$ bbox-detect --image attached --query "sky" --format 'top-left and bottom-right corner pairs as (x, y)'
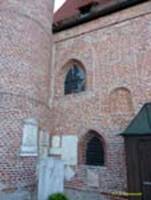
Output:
(54, 0), (66, 12)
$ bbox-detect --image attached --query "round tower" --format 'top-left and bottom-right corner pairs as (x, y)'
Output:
(0, 0), (53, 198)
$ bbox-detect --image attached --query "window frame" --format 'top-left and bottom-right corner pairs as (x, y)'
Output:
(78, 131), (106, 167)
(64, 62), (86, 95)
(86, 135), (105, 166)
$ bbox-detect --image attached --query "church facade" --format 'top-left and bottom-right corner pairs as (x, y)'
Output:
(52, 0), (151, 199)
(0, 0), (151, 200)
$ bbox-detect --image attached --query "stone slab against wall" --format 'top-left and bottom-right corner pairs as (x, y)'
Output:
(38, 158), (64, 200)
(62, 136), (78, 165)
(49, 135), (78, 165)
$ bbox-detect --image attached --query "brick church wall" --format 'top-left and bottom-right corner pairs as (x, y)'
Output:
(0, 1), (151, 199)
(0, 0), (53, 199)
(51, 1), (151, 197)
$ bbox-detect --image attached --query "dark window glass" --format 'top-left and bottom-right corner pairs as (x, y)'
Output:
(79, 2), (98, 15)
(64, 64), (85, 95)
(86, 136), (104, 166)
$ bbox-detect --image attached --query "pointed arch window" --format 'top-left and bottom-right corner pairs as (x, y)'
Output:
(86, 136), (104, 166)
(64, 63), (86, 95)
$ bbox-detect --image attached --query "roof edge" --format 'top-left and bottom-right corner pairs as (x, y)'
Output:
(121, 102), (151, 137)
(53, 0), (147, 33)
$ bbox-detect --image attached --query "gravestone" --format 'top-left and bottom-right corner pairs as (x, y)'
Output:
(38, 158), (64, 200)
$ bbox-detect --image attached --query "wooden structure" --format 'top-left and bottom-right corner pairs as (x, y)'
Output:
(121, 103), (151, 200)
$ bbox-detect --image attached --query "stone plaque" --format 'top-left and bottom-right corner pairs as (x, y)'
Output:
(62, 136), (78, 165)
(51, 136), (61, 148)
(20, 118), (38, 156)
(39, 130), (49, 146)
(39, 130), (49, 158)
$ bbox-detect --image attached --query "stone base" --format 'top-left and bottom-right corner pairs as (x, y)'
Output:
(65, 188), (105, 200)
(0, 190), (36, 200)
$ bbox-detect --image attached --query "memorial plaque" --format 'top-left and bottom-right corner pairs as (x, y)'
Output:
(51, 136), (61, 148)
(20, 118), (38, 155)
(62, 136), (78, 165)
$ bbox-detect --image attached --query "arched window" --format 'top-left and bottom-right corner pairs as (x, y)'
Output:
(86, 135), (104, 166)
(64, 63), (86, 95)
(79, 131), (105, 166)
(86, 136), (104, 166)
